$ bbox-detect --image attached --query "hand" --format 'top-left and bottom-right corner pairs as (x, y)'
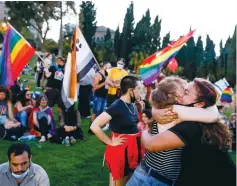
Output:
(138, 101), (145, 110)
(152, 107), (178, 124)
(64, 125), (71, 132)
(12, 119), (18, 123)
(44, 68), (49, 73)
(145, 118), (155, 133)
(28, 105), (33, 109)
(110, 134), (127, 146)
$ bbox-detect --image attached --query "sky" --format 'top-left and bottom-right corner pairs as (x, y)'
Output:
(47, 0), (237, 53)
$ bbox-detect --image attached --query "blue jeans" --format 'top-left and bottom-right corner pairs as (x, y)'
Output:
(93, 96), (106, 116)
(126, 165), (171, 186)
(15, 111), (28, 127)
(0, 116), (7, 125)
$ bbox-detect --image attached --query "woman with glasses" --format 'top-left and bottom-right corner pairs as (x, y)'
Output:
(14, 90), (35, 128)
(28, 95), (56, 142)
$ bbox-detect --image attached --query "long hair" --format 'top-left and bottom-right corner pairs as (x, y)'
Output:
(194, 78), (232, 150)
(149, 76), (187, 108)
(0, 86), (12, 102)
(16, 90), (29, 106)
(35, 95), (48, 108)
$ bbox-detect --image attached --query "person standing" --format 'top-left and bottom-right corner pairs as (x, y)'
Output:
(90, 76), (143, 186)
(91, 62), (111, 122)
(41, 53), (52, 87)
(35, 57), (44, 89)
(107, 58), (128, 107)
(78, 68), (95, 118)
(44, 57), (65, 109)
(0, 143), (50, 186)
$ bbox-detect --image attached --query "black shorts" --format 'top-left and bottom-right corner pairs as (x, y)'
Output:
(45, 88), (63, 108)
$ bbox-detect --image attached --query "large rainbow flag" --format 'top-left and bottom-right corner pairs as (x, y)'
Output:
(140, 30), (195, 86)
(0, 24), (35, 86)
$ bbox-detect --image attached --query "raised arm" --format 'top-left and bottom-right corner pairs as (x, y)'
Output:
(173, 105), (219, 123)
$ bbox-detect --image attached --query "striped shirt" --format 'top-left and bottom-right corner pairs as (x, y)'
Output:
(144, 123), (183, 181)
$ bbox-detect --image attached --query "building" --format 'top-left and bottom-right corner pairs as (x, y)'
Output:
(93, 26), (115, 43)
(0, 2), (8, 21)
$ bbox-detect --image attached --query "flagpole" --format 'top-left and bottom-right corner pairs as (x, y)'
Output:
(78, 27), (101, 69)
(7, 22), (47, 67)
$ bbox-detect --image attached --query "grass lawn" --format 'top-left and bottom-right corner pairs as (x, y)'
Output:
(0, 56), (235, 185)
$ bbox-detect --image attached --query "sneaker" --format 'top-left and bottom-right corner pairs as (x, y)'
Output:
(70, 136), (76, 145)
(102, 124), (110, 131)
(47, 133), (52, 139)
(64, 137), (70, 146)
(39, 136), (46, 143)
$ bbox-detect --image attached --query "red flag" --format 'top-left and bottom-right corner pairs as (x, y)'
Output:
(167, 58), (178, 73)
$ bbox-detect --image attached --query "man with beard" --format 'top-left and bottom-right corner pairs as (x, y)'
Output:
(0, 143), (49, 186)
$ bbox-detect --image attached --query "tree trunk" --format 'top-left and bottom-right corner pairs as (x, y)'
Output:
(58, 1), (63, 57)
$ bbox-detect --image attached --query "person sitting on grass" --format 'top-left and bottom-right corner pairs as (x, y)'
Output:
(0, 86), (24, 136)
(14, 90), (35, 128)
(28, 95), (56, 142)
(0, 143), (49, 186)
(49, 104), (86, 146)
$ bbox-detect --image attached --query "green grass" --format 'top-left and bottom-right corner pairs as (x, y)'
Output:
(0, 119), (110, 186)
(0, 56), (110, 186)
(0, 56), (235, 185)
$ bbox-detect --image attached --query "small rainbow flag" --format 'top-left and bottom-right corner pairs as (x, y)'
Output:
(0, 24), (35, 86)
(220, 87), (232, 104)
(140, 30), (195, 86)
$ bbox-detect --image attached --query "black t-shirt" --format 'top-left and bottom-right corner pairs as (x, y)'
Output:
(169, 122), (236, 186)
(46, 65), (64, 90)
(105, 99), (139, 134)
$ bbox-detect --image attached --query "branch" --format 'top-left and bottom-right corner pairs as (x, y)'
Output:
(28, 22), (42, 35)
(43, 21), (50, 40)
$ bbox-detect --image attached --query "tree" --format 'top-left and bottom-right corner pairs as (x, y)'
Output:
(150, 15), (162, 53)
(161, 32), (170, 49)
(204, 35), (216, 79)
(79, 1), (97, 49)
(185, 35), (196, 79)
(120, 2), (134, 64)
(195, 36), (205, 77)
(129, 51), (148, 73)
(226, 26), (236, 86)
(57, 1), (76, 56)
(104, 28), (111, 42)
(5, 1), (60, 50)
(223, 37), (232, 77)
(45, 39), (58, 55)
(132, 9), (152, 54)
(114, 26), (120, 59)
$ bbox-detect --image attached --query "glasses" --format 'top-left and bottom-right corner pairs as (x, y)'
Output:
(26, 94), (31, 96)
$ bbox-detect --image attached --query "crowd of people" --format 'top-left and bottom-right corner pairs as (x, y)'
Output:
(0, 52), (236, 186)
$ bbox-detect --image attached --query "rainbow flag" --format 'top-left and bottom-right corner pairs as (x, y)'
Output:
(0, 24), (35, 86)
(220, 87), (232, 104)
(140, 30), (195, 86)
